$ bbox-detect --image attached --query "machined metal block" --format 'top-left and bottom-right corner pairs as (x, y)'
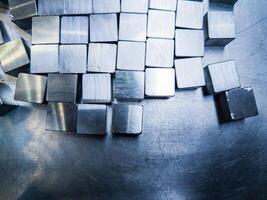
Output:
(114, 71), (145, 100)
(0, 39), (29, 74)
(145, 68), (175, 97)
(46, 74), (78, 102)
(117, 41), (146, 71)
(149, 0), (177, 11)
(204, 60), (240, 94)
(176, 0), (204, 30)
(175, 58), (205, 89)
(64, 0), (93, 14)
(216, 87), (258, 122)
(38, 0), (64, 16)
(88, 43), (117, 73)
(9, 0), (37, 20)
(82, 73), (111, 103)
(46, 102), (77, 132)
(93, 0), (120, 13)
(14, 73), (47, 104)
(77, 104), (107, 134)
(59, 45), (87, 73)
(90, 14), (118, 42)
(175, 29), (204, 57)
(61, 16), (89, 44)
(121, 0), (149, 13)
(119, 13), (147, 42)
(31, 45), (59, 73)
(32, 16), (60, 44)
(0, 82), (18, 116)
(210, 0), (238, 5)
(112, 104), (143, 135)
(146, 38), (174, 68)
(147, 10), (175, 39)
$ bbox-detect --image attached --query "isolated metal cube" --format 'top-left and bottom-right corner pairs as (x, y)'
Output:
(14, 73), (47, 104)
(64, 0), (93, 14)
(121, 0), (149, 13)
(9, 0), (37, 20)
(146, 38), (174, 68)
(149, 0), (177, 11)
(0, 83), (18, 116)
(93, 0), (120, 13)
(38, 0), (64, 15)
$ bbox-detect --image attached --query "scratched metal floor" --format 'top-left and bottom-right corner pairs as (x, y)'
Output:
(1, 0), (267, 199)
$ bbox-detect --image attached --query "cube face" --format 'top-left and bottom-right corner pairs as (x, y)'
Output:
(149, 0), (177, 11)
(64, 0), (93, 14)
(88, 43), (117, 73)
(175, 29), (204, 57)
(31, 45), (59, 73)
(119, 13), (147, 42)
(46, 103), (77, 132)
(38, 0), (64, 16)
(112, 104), (143, 134)
(176, 0), (204, 30)
(147, 10), (175, 39)
(93, 0), (120, 13)
(77, 104), (107, 134)
(59, 45), (87, 73)
(114, 71), (145, 100)
(61, 16), (89, 44)
(146, 38), (174, 68)
(14, 73), (47, 104)
(145, 68), (175, 97)
(82, 74), (111, 103)
(90, 14), (118, 42)
(175, 58), (205, 89)
(9, 0), (37, 20)
(46, 74), (78, 102)
(117, 41), (146, 71)
(121, 0), (149, 13)
(32, 16), (60, 44)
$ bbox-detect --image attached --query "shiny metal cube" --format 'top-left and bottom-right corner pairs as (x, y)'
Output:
(0, 83), (18, 116)
(149, 0), (177, 11)
(38, 0), (64, 15)
(121, 0), (149, 13)
(93, 0), (120, 13)
(9, 0), (37, 20)
(64, 0), (93, 14)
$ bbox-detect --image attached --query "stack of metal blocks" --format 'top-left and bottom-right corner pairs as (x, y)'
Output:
(0, 0), (259, 135)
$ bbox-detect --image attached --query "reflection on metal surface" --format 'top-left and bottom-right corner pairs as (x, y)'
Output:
(46, 102), (77, 132)
(9, 0), (37, 20)
(93, 0), (120, 13)
(149, 0), (177, 11)
(0, 82), (18, 115)
(121, 0), (149, 13)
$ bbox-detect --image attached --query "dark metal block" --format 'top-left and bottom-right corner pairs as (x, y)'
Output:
(9, 0), (37, 20)
(0, 82), (18, 116)
(210, 0), (238, 5)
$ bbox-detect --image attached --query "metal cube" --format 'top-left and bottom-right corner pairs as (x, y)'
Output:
(117, 41), (146, 71)
(119, 13), (147, 42)
(59, 45), (87, 73)
(61, 16), (89, 44)
(77, 104), (107, 134)
(93, 0), (120, 13)
(175, 58), (205, 89)
(38, 0), (64, 16)
(82, 73), (111, 103)
(147, 10), (175, 39)
(90, 14), (118, 42)
(32, 16), (60, 44)
(46, 74), (78, 102)
(9, 0), (37, 20)
(149, 0), (177, 11)
(176, 0), (204, 30)
(146, 38), (174, 68)
(0, 83), (18, 116)
(14, 73), (47, 104)
(31, 45), (59, 73)
(88, 43), (117, 73)
(64, 0), (93, 14)
(46, 103), (77, 132)
(175, 29), (204, 57)
(112, 104), (143, 135)
(121, 0), (149, 13)
(204, 60), (240, 94)
(145, 68), (175, 97)
(114, 71), (145, 100)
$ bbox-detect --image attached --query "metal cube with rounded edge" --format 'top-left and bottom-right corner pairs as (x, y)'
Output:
(121, 0), (149, 13)
(149, 0), (177, 11)
(93, 0), (120, 13)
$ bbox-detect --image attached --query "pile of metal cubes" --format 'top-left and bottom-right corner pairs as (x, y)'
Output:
(0, 0), (258, 135)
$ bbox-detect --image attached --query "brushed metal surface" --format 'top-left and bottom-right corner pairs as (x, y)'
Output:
(146, 38), (174, 68)
(59, 45), (87, 74)
(30, 45), (59, 74)
(0, 39), (29, 73)
(121, 0), (149, 13)
(175, 57), (205, 89)
(82, 73), (111, 103)
(9, 0), (37, 20)
(149, 0), (177, 11)
(112, 104), (143, 134)
(114, 71), (145, 100)
(176, 0), (204, 30)
(38, 0), (64, 16)
(88, 43), (117, 73)
(64, 0), (93, 14)
(175, 29), (204, 57)
(145, 68), (175, 97)
(119, 13), (147, 42)
(46, 74), (78, 103)
(92, 0), (120, 13)
(117, 41), (146, 71)
(61, 16), (89, 44)
(14, 73), (47, 104)
(0, 82), (18, 115)
(32, 16), (60, 44)
(90, 14), (118, 42)
(77, 104), (107, 134)
(46, 102), (77, 132)
(147, 10), (175, 39)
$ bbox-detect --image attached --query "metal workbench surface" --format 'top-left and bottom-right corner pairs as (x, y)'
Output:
(1, 0), (267, 199)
